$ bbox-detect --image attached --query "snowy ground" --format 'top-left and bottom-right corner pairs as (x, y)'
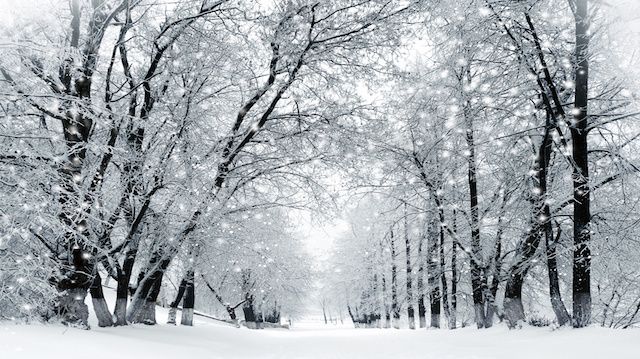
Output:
(2, 319), (640, 358)
(1, 289), (639, 359)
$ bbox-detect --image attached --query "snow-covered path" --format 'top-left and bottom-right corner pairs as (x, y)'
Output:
(1, 320), (639, 359)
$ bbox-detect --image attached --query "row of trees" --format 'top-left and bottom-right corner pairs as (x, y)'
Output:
(2, 0), (639, 332)
(0, 0), (422, 328)
(323, 0), (640, 330)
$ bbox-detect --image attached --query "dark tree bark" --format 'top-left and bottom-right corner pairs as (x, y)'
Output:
(503, 188), (543, 326)
(380, 256), (391, 328)
(127, 252), (172, 324)
(463, 108), (486, 328)
(571, 0), (592, 328)
(167, 278), (188, 325)
(201, 273), (245, 323)
(450, 209), (458, 329)
(264, 303), (281, 324)
(322, 299), (328, 324)
(483, 194), (508, 327)
(141, 272), (163, 325)
(546, 223), (571, 326)
(180, 270), (195, 326)
(57, 247), (94, 329)
(114, 245), (138, 326)
(427, 219), (441, 328)
(347, 305), (356, 327)
(89, 272), (113, 327)
(403, 205), (415, 329)
(390, 228), (400, 329)
(486, 204), (505, 326)
(371, 272), (381, 328)
(438, 212), (450, 327)
(48, 0), (116, 328)
(503, 107), (555, 328)
(412, 152), (452, 328)
(243, 296), (257, 328)
(241, 269), (258, 329)
(417, 233), (427, 328)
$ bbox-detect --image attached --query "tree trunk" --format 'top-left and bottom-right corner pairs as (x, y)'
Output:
(503, 224), (541, 328)
(56, 174), (93, 329)
(58, 287), (90, 329)
(243, 297), (257, 328)
(571, 0), (591, 328)
(347, 305), (356, 327)
(404, 206), (415, 329)
(241, 269), (258, 329)
(114, 246), (139, 326)
(57, 247), (93, 329)
(503, 271), (526, 328)
(450, 209), (458, 329)
(167, 278), (188, 324)
(464, 112), (486, 329)
(89, 273), (113, 327)
(546, 223), (571, 326)
(503, 108), (557, 328)
(322, 301), (328, 324)
(227, 305), (238, 321)
(483, 196), (508, 328)
(127, 254), (171, 324)
(486, 212), (504, 326)
(431, 194), (449, 328)
(180, 270), (195, 326)
(427, 219), (441, 328)
(372, 272), (381, 328)
(54, 33), (95, 330)
(438, 215), (451, 327)
(381, 266), (391, 328)
(390, 228), (400, 329)
(139, 273), (163, 325)
(417, 233), (427, 328)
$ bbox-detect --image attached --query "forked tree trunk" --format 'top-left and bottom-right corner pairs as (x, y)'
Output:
(485, 209), (504, 326)
(50, 0), (114, 329)
(167, 278), (188, 325)
(140, 274), (163, 325)
(463, 104), (486, 328)
(546, 223), (571, 326)
(503, 230), (537, 328)
(503, 109), (555, 328)
(114, 245), (139, 326)
(127, 254), (171, 324)
(89, 273), (113, 327)
(483, 196), (508, 328)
